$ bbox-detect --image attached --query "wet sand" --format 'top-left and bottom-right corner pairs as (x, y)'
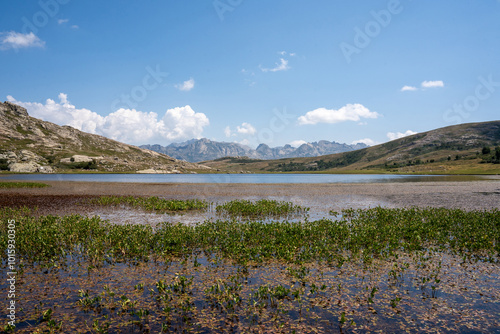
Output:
(1, 179), (499, 218)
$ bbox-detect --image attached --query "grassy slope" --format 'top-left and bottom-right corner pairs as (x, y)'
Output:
(202, 121), (500, 174)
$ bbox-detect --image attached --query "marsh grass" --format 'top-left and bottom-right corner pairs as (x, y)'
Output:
(89, 195), (207, 213)
(0, 181), (49, 189)
(215, 199), (309, 219)
(1, 206), (499, 333)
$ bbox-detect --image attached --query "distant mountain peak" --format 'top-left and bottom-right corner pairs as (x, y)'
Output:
(141, 139), (367, 162)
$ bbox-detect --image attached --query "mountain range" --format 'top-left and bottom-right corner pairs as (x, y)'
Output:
(141, 139), (367, 162)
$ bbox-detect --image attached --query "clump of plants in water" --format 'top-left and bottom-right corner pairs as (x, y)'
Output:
(89, 195), (207, 213)
(0, 181), (49, 188)
(215, 199), (309, 218)
(1, 205), (499, 333)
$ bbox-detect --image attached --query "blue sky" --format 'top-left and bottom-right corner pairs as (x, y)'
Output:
(1, 1), (500, 148)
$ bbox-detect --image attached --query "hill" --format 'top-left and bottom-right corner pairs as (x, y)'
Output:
(0, 101), (211, 173)
(141, 138), (366, 162)
(202, 121), (500, 174)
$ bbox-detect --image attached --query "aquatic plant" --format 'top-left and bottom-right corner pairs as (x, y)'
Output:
(215, 199), (309, 218)
(89, 195), (207, 213)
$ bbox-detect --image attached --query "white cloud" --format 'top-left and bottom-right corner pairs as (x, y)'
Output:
(401, 85), (417, 92)
(7, 94), (209, 144)
(238, 139), (251, 146)
(0, 31), (45, 50)
(298, 104), (380, 125)
(421, 80), (444, 88)
(352, 138), (376, 146)
(161, 106), (209, 140)
(236, 122), (256, 135)
(289, 140), (307, 148)
(58, 19), (69, 24)
(175, 78), (195, 91)
(278, 51), (296, 57)
(224, 126), (232, 138)
(71, 25), (79, 29)
(260, 58), (290, 72)
(387, 130), (417, 141)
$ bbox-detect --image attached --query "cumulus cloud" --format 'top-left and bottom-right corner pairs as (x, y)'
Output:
(236, 122), (256, 135)
(387, 130), (417, 141)
(58, 19), (69, 24)
(162, 106), (209, 140)
(421, 80), (444, 88)
(260, 58), (290, 72)
(175, 78), (195, 91)
(352, 138), (376, 146)
(401, 85), (417, 92)
(298, 104), (380, 125)
(7, 94), (209, 144)
(0, 31), (45, 50)
(289, 140), (307, 148)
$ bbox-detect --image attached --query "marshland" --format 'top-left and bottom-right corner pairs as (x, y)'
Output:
(1, 180), (499, 333)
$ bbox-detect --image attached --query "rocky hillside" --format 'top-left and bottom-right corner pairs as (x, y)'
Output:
(0, 101), (211, 173)
(141, 138), (367, 162)
(203, 120), (500, 174)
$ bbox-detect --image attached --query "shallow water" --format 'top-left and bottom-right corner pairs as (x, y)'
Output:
(88, 194), (393, 226)
(5, 251), (499, 333)
(2, 173), (491, 184)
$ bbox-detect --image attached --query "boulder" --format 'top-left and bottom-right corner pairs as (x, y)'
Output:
(9, 162), (40, 173)
(37, 166), (54, 173)
(60, 155), (94, 163)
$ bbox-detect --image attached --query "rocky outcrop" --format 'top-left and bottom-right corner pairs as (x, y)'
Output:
(0, 101), (29, 117)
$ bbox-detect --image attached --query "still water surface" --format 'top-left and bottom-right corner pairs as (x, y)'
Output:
(2, 173), (487, 183)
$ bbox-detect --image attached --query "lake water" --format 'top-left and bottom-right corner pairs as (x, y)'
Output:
(2, 173), (488, 184)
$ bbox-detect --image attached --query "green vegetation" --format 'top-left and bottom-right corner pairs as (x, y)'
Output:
(1, 205), (499, 333)
(480, 146), (500, 164)
(2, 205), (498, 269)
(90, 195), (207, 213)
(0, 181), (49, 188)
(215, 199), (309, 218)
(0, 158), (9, 171)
